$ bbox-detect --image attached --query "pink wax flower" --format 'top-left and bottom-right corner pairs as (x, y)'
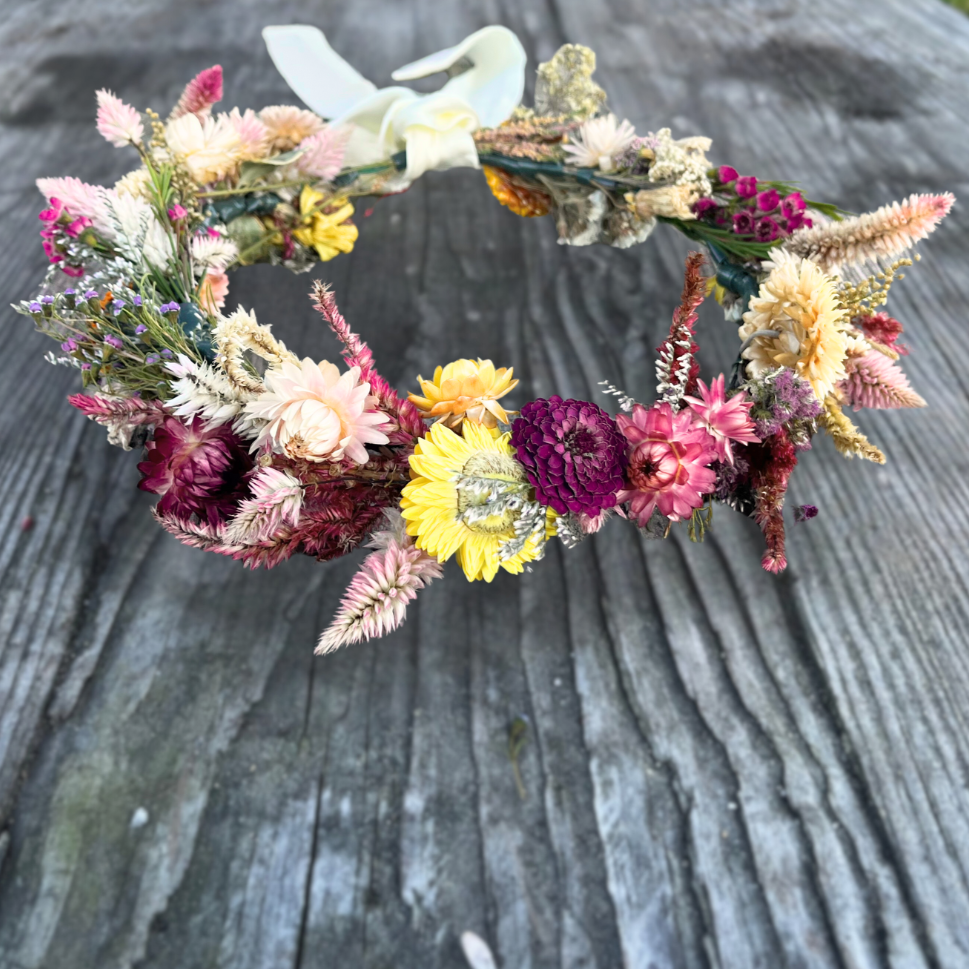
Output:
(717, 165), (738, 183)
(168, 204), (188, 222)
(681, 374), (761, 465)
(756, 188), (780, 212)
(616, 402), (717, 523)
(39, 198), (64, 223)
(95, 89), (144, 147)
(61, 264), (85, 278)
(780, 192), (806, 218)
(735, 176), (758, 199)
(65, 216), (93, 237)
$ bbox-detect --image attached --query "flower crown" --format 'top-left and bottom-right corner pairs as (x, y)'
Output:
(15, 25), (955, 652)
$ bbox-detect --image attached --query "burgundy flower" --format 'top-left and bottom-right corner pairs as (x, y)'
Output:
(733, 210), (756, 235)
(693, 197), (718, 218)
(511, 396), (627, 516)
(138, 416), (252, 525)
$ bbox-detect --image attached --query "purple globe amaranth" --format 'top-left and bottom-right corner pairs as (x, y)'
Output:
(511, 396), (627, 516)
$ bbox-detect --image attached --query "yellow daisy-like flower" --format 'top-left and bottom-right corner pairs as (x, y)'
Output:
(738, 249), (849, 400)
(292, 185), (359, 262)
(409, 358), (519, 430)
(400, 421), (546, 582)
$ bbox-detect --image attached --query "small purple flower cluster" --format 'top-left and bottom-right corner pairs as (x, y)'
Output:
(748, 369), (821, 447)
(693, 166), (813, 243)
(160, 301), (181, 315)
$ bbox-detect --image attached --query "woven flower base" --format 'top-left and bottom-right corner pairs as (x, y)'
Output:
(15, 25), (954, 651)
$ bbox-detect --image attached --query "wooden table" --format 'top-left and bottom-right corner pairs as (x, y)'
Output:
(1, 1), (968, 966)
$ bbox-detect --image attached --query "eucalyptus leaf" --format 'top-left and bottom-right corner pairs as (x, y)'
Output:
(236, 148), (306, 189)
(225, 215), (273, 264)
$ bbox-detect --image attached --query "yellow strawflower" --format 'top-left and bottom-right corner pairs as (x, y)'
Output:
(409, 358), (518, 429)
(292, 186), (358, 261)
(400, 421), (547, 582)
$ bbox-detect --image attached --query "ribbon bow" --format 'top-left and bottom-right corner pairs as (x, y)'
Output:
(263, 25), (527, 183)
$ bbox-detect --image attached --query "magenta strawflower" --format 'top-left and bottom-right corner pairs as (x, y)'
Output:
(755, 216), (781, 242)
(682, 374), (761, 464)
(511, 396), (627, 515)
(616, 402), (717, 523)
(137, 416), (252, 524)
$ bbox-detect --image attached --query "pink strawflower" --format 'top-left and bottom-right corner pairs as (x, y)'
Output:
(224, 467), (304, 545)
(226, 107), (269, 159)
(198, 270), (229, 313)
(96, 89), (144, 147)
(316, 511), (443, 653)
(297, 126), (351, 181)
(838, 351), (926, 411)
(137, 415), (252, 524)
(171, 65), (223, 120)
(616, 402), (717, 523)
(245, 358), (392, 465)
(682, 374), (761, 465)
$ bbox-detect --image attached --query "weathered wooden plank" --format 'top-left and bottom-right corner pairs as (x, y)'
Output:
(1, 0), (969, 967)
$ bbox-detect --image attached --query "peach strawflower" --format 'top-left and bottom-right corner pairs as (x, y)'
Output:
(739, 250), (849, 400)
(245, 358), (392, 465)
(199, 271), (229, 313)
(258, 105), (323, 152)
(409, 359), (519, 429)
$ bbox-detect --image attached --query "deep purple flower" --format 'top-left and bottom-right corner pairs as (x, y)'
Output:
(755, 189), (780, 212)
(755, 217), (781, 242)
(693, 197), (718, 217)
(104, 334), (124, 349)
(138, 416), (252, 525)
(735, 176), (758, 198)
(511, 396), (627, 516)
(718, 165), (739, 183)
(794, 504), (818, 523)
(733, 210), (756, 235)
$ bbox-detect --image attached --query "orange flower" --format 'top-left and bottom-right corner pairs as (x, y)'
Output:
(483, 166), (551, 218)
(409, 358), (519, 429)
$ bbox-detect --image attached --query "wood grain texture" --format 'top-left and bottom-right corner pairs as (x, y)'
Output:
(1, 0), (968, 966)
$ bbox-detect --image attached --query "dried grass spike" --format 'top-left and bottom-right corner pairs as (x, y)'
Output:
(820, 395), (886, 463)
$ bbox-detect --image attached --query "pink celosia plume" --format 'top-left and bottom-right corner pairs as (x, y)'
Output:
(171, 65), (223, 120)
(224, 467), (304, 545)
(682, 374), (760, 464)
(96, 89), (144, 147)
(838, 351), (926, 411)
(750, 428), (798, 574)
(37, 177), (114, 235)
(297, 126), (351, 181)
(855, 311), (908, 355)
(317, 511), (443, 653)
(656, 251), (705, 405)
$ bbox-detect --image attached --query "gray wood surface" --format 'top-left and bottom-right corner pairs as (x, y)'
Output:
(1, 0), (968, 966)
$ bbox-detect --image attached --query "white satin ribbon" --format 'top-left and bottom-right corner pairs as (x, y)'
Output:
(262, 24), (526, 183)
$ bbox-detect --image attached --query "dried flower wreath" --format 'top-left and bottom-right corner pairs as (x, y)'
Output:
(14, 26), (954, 651)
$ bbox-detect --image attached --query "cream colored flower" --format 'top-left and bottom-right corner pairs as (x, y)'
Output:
(739, 250), (849, 400)
(245, 358), (391, 464)
(114, 168), (152, 200)
(258, 105), (323, 152)
(563, 113), (636, 172)
(165, 113), (242, 184)
(627, 183), (699, 221)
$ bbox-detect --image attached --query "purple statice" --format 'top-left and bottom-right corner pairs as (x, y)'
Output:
(746, 368), (822, 449)
(104, 334), (124, 349)
(112, 299), (126, 315)
(28, 301), (42, 316)
(160, 348), (173, 358)
(61, 338), (78, 352)
(794, 504), (818, 523)
(145, 353), (161, 365)
(41, 295), (54, 305)
(713, 453), (750, 504)
(511, 396), (627, 516)
(135, 324), (148, 335)
(133, 295), (143, 307)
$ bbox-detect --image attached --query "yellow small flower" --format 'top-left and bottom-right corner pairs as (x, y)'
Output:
(409, 358), (519, 429)
(400, 421), (547, 582)
(292, 185), (358, 262)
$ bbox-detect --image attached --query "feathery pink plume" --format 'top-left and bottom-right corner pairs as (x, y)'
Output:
(855, 311), (908, 355)
(170, 65), (223, 120)
(656, 251), (705, 405)
(95, 89), (144, 147)
(751, 428), (798, 574)
(317, 511), (442, 653)
(153, 508), (244, 555)
(224, 467), (304, 545)
(310, 281), (425, 443)
(838, 351), (926, 411)
(298, 126), (351, 181)
(785, 192), (955, 273)
(69, 393), (169, 426)
(37, 177), (114, 235)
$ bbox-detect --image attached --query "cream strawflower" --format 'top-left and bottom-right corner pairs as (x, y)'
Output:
(245, 358), (392, 464)
(563, 113), (636, 172)
(165, 113), (242, 184)
(739, 250), (849, 400)
(259, 105), (323, 152)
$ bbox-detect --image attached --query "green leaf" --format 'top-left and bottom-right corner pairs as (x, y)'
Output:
(236, 148), (306, 189)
